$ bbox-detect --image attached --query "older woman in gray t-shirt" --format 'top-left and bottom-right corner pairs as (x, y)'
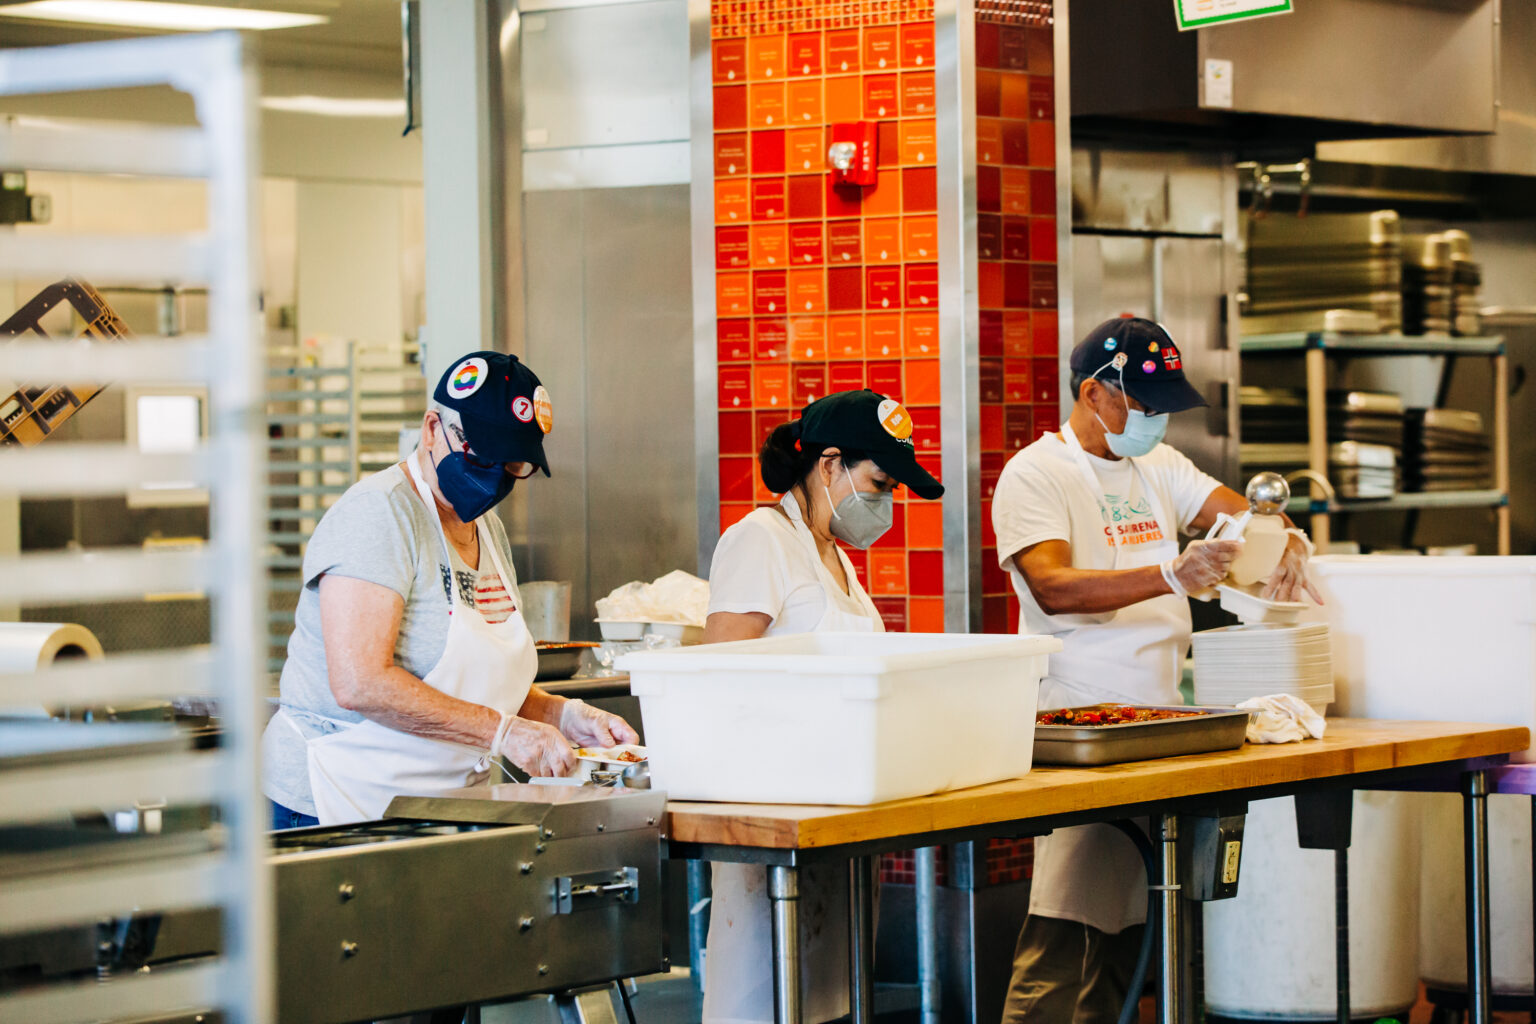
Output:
(261, 351), (635, 827)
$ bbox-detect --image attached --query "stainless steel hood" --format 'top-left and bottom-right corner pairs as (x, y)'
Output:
(1069, 0), (1499, 146)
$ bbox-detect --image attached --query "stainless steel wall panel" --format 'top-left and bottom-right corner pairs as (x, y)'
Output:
(1071, 148), (1226, 237)
(687, 0), (718, 576)
(520, 1), (689, 152)
(524, 142), (690, 191)
(1158, 236), (1236, 486)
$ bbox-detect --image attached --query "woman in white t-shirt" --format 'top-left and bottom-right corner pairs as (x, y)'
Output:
(700, 389), (944, 1024)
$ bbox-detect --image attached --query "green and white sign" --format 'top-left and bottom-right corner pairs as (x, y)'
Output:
(1175, 0), (1293, 31)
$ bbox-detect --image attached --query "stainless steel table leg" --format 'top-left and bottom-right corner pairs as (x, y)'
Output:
(1334, 847), (1350, 1024)
(687, 859), (710, 991)
(1464, 769), (1493, 1024)
(849, 855), (875, 1024)
(769, 864), (803, 1024)
(914, 846), (940, 1024)
(1156, 813), (1182, 1024)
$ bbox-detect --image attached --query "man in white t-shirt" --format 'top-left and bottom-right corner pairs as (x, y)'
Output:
(993, 317), (1319, 1023)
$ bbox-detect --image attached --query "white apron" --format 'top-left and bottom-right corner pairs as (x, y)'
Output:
(282, 454), (538, 826)
(1028, 422), (1189, 934)
(703, 494), (882, 1024)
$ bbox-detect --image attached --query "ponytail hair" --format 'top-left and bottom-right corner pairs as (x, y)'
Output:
(758, 419), (869, 495)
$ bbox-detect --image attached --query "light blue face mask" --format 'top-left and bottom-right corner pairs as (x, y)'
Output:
(1089, 355), (1169, 458)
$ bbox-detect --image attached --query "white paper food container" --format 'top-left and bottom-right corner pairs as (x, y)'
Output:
(617, 631), (1060, 805)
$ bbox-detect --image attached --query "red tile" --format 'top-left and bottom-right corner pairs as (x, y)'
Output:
(866, 266), (902, 310)
(980, 403), (1004, 450)
(721, 456), (755, 501)
(827, 220), (862, 264)
(792, 363), (828, 406)
(753, 364), (791, 409)
(909, 596), (944, 632)
(721, 503), (753, 533)
(1002, 217), (1030, 261)
(998, 71), (1031, 120)
(786, 128), (824, 174)
(980, 310), (1004, 356)
(978, 261), (1004, 309)
(1032, 406), (1057, 440)
(911, 405), (942, 452)
(977, 166), (1001, 213)
(1003, 311), (1032, 356)
(1000, 167), (1030, 215)
(719, 365), (751, 409)
(1028, 121), (1055, 168)
(1004, 263), (1032, 309)
(713, 39), (746, 83)
(827, 265), (864, 311)
(869, 549), (907, 594)
(1033, 357), (1060, 403)
(865, 314), (902, 358)
(899, 120), (936, 166)
(865, 218), (902, 263)
(901, 167), (936, 213)
(786, 79), (822, 126)
(825, 29), (861, 73)
(868, 358), (902, 397)
(904, 263), (938, 309)
(907, 358), (940, 405)
(750, 178), (786, 220)
(714, 85), (748, 130)
(828, 315), (863, 358)
(863, 74), (899, 119)
(976, 69), (1001, 118)
(1005, 405), (1034, 451)
(789, 316), (826, 359)
(789, 222), (824, 265)
(980, 358), (1004, 403)
(753, 317), (788, 361)
(751, 130), (786, 175)
(907, 500), (943, 548)
(900, 23), (935, 69)
(752, 269), (787, 315)
(1003, 357), (1030, 402)
(788, 268), (825, 313)
(999, 26), (1028, 71)
(905, 313), (939, 357)
(829, 359), (865, 392)
(978, 214), (1002, 260)
(1029, 76), (1055, 121)
(825, 75), (863, 122)
(1031, 217), (1057, 262)
(982, 595), (1009, 635)
(718, 318), (752, 362)
(864, 26), (899, 70)
(900, 72), (935, 116)
(977, 118), (1003, 165)
(787, 174), (823, 220)
(719, 410), (754, 453)
(864, 169), (903, 217)
(717, 272), (751, 317)
(1027, 27), (1053, 74)
(909, 550), (944, 596)
(749, 83), (786, 128)
(903, 216), (937, 261)
(874, 597), (908, 632)
(1034, 309), (1059, 354)
(748, 34), (787, 81)
(1030, 264), (1058, 310)
(750, 224), (788, 267)
(716, 179), (750, 224)
(789, 32), (822, 76)
(1001, 121), (1030, 167)
(982, 556), (1007, 594)
(755, 409), (792, 447)
(1030, 169), (1056, 215)
(975, 21), (1000, 70)
(716, 226), (750, 269)
(715, 133), (749, 177)
(826, 177), (864, 218)
(877, 120), (900, 168)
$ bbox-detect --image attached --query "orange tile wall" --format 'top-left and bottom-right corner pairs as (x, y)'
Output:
(712, 0), (943, 634)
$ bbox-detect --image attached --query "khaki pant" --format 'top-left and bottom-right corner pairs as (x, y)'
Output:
(1000, 913), (1145, 1024)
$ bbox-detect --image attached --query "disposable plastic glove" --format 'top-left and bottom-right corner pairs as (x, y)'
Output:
(1167, 538), (1244, 595)
(1260, 530), (1323, 604)
(559, 698), (640, 749)
(495, 715), (577, 778)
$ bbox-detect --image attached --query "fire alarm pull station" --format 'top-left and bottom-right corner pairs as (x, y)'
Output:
(827, 122), (878, 187)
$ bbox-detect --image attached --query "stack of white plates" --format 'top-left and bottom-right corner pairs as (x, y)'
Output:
(1192, 622), (1334, 712)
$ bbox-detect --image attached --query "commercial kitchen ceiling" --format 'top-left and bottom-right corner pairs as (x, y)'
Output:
(0, 0), (402, 74)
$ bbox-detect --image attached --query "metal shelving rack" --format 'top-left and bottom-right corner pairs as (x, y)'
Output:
(1241, 331), (1511, 554)
(0, 32), (270, 1024)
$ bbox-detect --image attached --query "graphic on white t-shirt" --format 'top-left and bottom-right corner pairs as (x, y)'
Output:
(1100, 491), (1164, 548)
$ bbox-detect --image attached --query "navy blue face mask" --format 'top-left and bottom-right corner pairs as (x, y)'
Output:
(432, 420), (514, 521)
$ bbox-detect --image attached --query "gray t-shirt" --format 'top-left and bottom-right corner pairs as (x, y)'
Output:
(260, 462), (521, 816)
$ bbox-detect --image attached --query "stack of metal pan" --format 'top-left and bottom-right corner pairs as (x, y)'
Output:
(1240, 389), (1402, 498)
(1240, 210), (1403, 335)
(1403, 408), (1492, 492)
(1403, 230), (1483, 337)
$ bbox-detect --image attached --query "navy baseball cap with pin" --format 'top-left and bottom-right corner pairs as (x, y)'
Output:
(1069, 316), (1207, 414)
(433, 351), (553, 476)
(799, 389), (945, 500)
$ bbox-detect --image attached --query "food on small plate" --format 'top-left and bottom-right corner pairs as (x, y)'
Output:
(574, 744), (648, 763)
(1037, 706), (1202, 727)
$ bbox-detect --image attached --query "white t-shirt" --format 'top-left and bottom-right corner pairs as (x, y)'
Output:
(992, 432), (1220, 703)
(707, 494), (882, 635)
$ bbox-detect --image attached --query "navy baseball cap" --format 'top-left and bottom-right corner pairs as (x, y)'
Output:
(1069, 317), (1206, 414)
(799, 389), (944, 500)
(433, 351), (552, 476)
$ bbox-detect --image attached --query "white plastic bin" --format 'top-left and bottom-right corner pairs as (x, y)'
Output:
(617, 631), (1059, 805)
(1306, 556), (1536, 761)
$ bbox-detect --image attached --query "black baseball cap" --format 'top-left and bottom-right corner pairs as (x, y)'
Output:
(798, 389), (944, 500)
(1069, 317), (1206, 414)
(432, 351), (552, 476)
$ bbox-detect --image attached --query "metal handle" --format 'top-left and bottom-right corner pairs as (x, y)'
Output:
(555, 867), (639, 914)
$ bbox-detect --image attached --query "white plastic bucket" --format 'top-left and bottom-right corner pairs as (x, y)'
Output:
(618, 631), (1059, 805)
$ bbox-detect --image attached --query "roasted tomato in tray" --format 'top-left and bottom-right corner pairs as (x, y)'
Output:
(1036, 705), (1201, 727)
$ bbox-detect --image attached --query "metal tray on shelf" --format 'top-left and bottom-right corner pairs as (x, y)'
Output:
(1032, 705), (1251, 767)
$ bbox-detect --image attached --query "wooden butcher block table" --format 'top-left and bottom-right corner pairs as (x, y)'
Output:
(666, 720), (1530, 1024)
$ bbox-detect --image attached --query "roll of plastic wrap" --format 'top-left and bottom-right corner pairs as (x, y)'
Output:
(0, 622), (104, 672)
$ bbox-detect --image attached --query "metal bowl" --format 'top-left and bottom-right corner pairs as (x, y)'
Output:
(535, 642), (599, 682)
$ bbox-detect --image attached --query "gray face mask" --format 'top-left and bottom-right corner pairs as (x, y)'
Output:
(823, 462), (894, 550)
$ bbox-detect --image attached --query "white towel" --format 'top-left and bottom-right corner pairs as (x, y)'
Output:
(1237, 694), (1327, 744)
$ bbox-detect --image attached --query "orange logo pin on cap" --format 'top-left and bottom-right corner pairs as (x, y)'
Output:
(877, 397), (913, 441)
(532, 385), (553, 434)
